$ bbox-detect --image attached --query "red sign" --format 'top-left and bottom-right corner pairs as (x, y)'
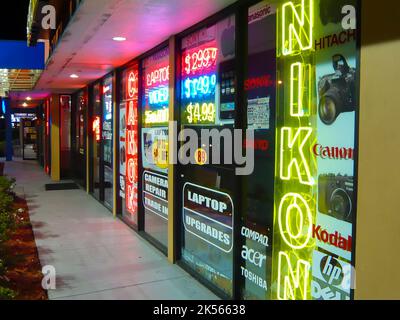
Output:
(313, 144), (354, 160)
(92, 116), (101, 142)
(183, 42), (218, 76)
(127, 70), (138, 100)
(146, 66), (169, 88)
(125, 67), (139, 217)
(244, 75), (274, 91)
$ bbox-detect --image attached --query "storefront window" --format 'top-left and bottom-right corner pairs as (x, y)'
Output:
(119, 65), (139, 226)
(92, 83), (101, 200)
(240, 1), (277, 300)
(141, 47), (170, 249)
(267, 0), (359, 301)
(103, 76), (114, 209)
(73, 91), (87, 187)
(60, 95), (71, 177)
(179, 15), (236, 297)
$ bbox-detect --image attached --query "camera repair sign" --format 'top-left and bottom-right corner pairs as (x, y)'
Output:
(143, 171), (168, 220)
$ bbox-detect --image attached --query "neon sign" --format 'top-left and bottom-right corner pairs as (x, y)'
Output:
(183, 45), (218, 76)
(144, 108), (169, 125)
(126, 66), (139, 217)
(272, 0), (316, 300)
(147, 66), (169, 87)
(126, 100), (138, 215)
(128, 71), (138, 99)
(148, 87), (169, 106)
(92, 116), (100, 141)
(186, 102), (215, 124)
(184, 74), (217, 99)
(182, 41), (218, 125)
(281, 0), (313, 56)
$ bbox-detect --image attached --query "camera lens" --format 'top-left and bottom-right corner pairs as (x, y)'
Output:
(319, 95), (337, 125)
(330, 189), (352, 222)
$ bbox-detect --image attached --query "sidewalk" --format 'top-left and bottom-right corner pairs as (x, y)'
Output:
(3, 159), (218, 300)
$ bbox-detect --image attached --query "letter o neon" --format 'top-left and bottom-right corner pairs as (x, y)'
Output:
(278, 193), (313, 250)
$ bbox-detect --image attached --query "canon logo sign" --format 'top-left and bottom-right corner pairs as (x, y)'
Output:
(313, 144), (354, 160)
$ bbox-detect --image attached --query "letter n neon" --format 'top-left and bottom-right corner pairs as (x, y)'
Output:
(277, 251), (310, 300)
(282, 0), (314, 55)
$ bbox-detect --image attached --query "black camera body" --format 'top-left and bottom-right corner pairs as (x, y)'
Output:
(318, 174), (354, 223)
(318, 54), (356, 125)
(319, 0), (349, 26)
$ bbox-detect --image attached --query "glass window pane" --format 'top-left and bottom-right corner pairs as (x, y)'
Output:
(179, 15), (236, 298)
(142, 47), (170, 248)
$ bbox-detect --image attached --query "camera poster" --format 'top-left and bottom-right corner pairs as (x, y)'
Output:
(119, 102), (126, 198)
(312, 0), (358, 300)
(141, 127), (168, 174)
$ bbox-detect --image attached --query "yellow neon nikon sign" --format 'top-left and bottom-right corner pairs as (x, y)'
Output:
(272, 0), (317, 300)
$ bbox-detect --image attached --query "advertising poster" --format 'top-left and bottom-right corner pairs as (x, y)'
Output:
(102, 80), (113, 167)
(182, 182), (234, 291)
(119, 102), (126, 198)
(141, 127), (168, 174)
(143, 170), (168, 220)
(125, 68), (139, 223)
(312, 0), (358, 300)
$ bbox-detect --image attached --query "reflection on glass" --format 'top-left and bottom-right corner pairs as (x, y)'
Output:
(120, 66), (139, 226)
(179, 15), (236, 298)
(142, 47), (170, 249)
(92, 83), (101, 200)
(240, 1), (277, 300)
(103, 76), (114, 209)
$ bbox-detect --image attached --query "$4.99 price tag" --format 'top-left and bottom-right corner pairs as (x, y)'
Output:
(186, 102), (215, 124)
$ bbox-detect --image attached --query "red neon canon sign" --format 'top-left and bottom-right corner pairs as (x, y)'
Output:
(125, 67), (139, 217)
(128, 70), (138, 100)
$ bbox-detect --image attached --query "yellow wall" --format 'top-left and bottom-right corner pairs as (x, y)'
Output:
(50, 94), (60, 181)
(356, 2), (400, 300)
(168, 36), (176, 263)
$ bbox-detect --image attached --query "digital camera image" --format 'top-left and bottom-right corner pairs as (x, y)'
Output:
(318, 54), (356, 125)
(120, 145), (125, 166)
(318, 174), (354, 223)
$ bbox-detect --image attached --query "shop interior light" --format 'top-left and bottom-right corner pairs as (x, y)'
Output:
(22, 102), (28, 107)
(112, 36), (126, 42)
(26, 96), (32, 101)
(70, 74), (79, 79)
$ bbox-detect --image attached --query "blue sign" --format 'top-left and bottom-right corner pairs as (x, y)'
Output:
(0, 41), (45, 70)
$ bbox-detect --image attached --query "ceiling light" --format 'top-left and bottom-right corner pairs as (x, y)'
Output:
(22, 102), (28, 107)
(70, 74), (79, 79)
(112, 36), (126, 42)
(26, 97), (32, 101)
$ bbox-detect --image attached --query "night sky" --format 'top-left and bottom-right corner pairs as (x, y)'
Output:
(0, 0), (31, 40)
